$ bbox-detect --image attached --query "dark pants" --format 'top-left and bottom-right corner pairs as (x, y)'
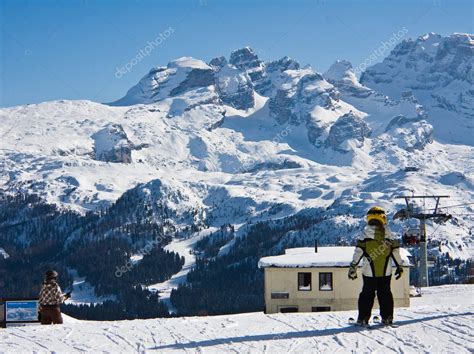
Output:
(40, 305), (63, 325)
(358, 275), (394, 321)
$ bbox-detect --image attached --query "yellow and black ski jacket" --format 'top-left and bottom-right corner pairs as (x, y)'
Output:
(351, 224), (403, 277)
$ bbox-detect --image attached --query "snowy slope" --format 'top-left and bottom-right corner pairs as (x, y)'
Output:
(3, 284), (473, 353)
(67, 269), (117, 305)
(147, 228), (217, 311)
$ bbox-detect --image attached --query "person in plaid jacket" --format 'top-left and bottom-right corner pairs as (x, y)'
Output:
(38, 270), (70, 325)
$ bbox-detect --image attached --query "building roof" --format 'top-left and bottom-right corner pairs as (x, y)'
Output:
(258, 246), (412, 268)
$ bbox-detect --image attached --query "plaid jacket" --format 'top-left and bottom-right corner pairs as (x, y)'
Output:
(39, 280), (64, 307)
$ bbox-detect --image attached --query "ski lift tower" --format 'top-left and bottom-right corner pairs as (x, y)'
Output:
(393, 195), (451, 287)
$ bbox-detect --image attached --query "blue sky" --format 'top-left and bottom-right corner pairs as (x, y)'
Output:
(1, 0), (472, 107)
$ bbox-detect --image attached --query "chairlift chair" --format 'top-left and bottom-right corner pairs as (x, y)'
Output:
(402, 228), (421, 246)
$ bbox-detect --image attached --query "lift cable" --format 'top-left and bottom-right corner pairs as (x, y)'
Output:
(447, 213), (474, 216)
(426, 202), (474, 211)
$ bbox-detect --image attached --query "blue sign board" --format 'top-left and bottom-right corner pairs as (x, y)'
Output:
(1, 298), (40, 327)
(6, 300), (38, 322)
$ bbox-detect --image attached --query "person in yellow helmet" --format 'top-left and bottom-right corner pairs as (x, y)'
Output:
(348, 206), (403, 326)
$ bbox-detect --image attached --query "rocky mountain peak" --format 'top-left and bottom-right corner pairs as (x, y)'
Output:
(266, 56), (300, 73)
(228, 47), (267, 93)
(112, 57), (215, 106)
(209, 56), (228, 70)
(361, 33), (474, 89)
(229, 47), (261, 69)
(360, 32), (474, 146)
(324, 60), (373, 99)
(324, 60), (354, 81)
(214, 65), (255, 110)
(325, 111), (371, 152)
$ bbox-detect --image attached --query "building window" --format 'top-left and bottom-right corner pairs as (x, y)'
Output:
(312, 306), (331, 312)
(279, 306), (298, 313)
(298, 272), (312, 291)
(271, 292), (289, 299)
(319, 272), (333, 291)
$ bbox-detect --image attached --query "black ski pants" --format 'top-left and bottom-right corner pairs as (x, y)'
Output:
(358, 275), (394, 321)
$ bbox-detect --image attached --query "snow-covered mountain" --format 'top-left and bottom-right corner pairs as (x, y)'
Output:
(360, 32), (474, 146)
(5, 285), (474, 353)
(0, 33), (473, 313)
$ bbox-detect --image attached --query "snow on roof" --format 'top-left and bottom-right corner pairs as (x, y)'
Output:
(258, 246), (412, 268)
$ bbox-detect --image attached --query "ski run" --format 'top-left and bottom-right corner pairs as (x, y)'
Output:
(2, 284), (473, 353)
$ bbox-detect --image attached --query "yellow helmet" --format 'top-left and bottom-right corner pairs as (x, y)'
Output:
(367, 206), (387, 225)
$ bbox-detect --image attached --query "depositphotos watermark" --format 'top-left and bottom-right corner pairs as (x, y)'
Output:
(115, 26), (175, 79)
(115, 233), (168, 278)
(354, 27), (409, 75)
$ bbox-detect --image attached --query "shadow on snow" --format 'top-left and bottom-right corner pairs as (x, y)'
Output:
(149, 312), (473, 351)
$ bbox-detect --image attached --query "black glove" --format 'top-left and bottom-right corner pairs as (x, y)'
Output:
(348, 265), (358, 280)
(64, 291), (71, 299)
(395, 267), (403, 280)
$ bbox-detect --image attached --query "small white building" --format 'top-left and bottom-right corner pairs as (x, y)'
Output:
(258, 246), (412, 314)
